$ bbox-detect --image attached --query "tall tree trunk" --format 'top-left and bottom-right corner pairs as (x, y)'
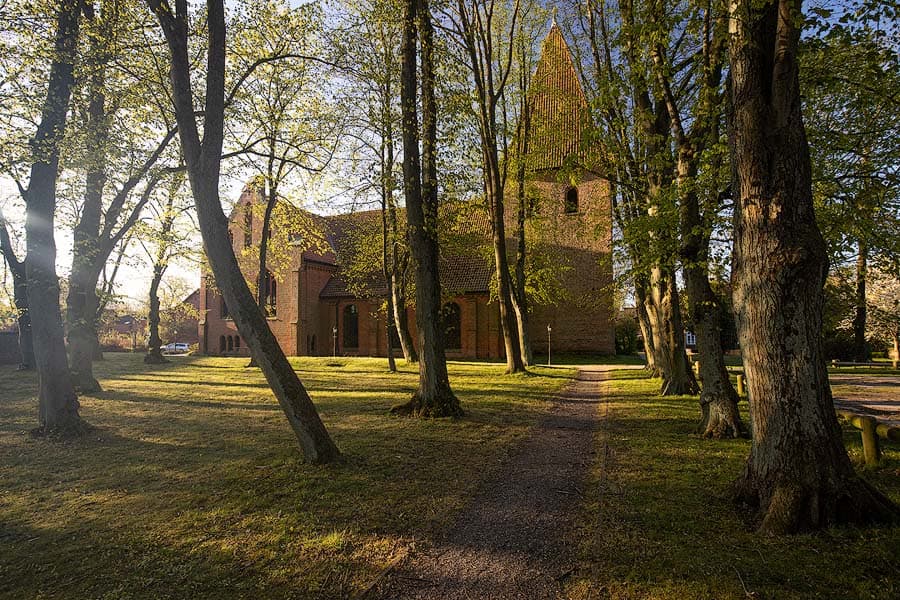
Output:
(852, 238), (868, 362)
(144, 181), (178, 365)
(645, 265), (697, 395)
(25, 0), (85, 433)
(0, 216), (34, 369)
(391, 264), (417, 362)
(634, 276), (657, 373)
(149, 0), (340, 463)
(728, 0), (897, 532)
(684, 264), (745, 437)
(511, 78), (532, 367)
(679, 170), (744, 436)
(392, 0), (460, 416)
(67, 16), (109, 393)
(144, 264), (168, 364)
(246, 176), (275, 369)
(488, 181), (525, 374)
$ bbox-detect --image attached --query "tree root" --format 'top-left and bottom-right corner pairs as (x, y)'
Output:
(72, 374), (102, 394)
(699, 395), (748, 439)
(143, 352), (169, 365)
(390, 390), (464, 418)
(735, 472), (900, 534)
(31, 418), (94, 439)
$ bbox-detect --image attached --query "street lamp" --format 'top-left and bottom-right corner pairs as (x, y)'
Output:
(332, 324), (338, 357)
(547, 324), (552, 366)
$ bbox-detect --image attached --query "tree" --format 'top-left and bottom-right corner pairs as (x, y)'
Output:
(392, 0), (462, 416)
(449, 0), (526, 374)
(0, 210), (33, 369)
(22, 0), (85, 433)
(569, 0), (696, 395)
(727, 0), (897, 532)
(147, 0), (340, 463)
(136, 172), (193, 364)
(226, 0), (340, 368)
(802, 8), (900, 363)
(866, 267), (900, 362)
(643, 0), (745, 436)
(333, 0), (419, 365)
(65, 0), (178, 391)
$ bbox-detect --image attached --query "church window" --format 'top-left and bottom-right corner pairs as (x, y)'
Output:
(442, 302), (462, 350)
(227, 335), (233, 352)
(343, 304), (359, 349)
(564, 186), (579, 214)
(219, 335), (226, 352)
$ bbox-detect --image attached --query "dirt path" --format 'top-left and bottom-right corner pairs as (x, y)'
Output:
(831, 374), (900, 426)
(370, 365), (628, 600)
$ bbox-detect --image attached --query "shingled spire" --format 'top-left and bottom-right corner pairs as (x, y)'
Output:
(526, 23), (591, 172)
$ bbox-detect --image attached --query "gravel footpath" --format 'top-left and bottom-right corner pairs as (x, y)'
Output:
(369, 365), (618, 600)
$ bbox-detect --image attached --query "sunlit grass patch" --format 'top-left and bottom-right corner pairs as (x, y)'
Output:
(0, 353), (573, 599)
(570, 370), (900, 600)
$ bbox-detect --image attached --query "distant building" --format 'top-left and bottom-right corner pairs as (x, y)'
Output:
(198, 25), (615, 359)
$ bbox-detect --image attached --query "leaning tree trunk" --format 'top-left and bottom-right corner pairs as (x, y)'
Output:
(150, 0), (340, 463)
(391, 0), (460, 416)
(728, 0), (897, 533)
(25, 0), (85, 433)
(852, 238), (869, 362)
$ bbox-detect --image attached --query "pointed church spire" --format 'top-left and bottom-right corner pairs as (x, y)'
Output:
(525, 21), (591, 172)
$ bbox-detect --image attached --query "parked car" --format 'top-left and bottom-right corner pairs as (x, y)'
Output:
(162, 342), (190, 355)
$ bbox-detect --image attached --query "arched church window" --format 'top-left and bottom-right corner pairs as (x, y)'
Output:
(227, 335), (233, 352)
(564, 186), (579, 214)
(343, 304), (359, 349)
(442, 302), (462, 350)
(219, 335), (226, 353)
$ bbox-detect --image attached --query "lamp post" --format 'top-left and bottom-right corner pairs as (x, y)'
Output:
(547, 324), (552, 366)
(332, 324), (338, 357)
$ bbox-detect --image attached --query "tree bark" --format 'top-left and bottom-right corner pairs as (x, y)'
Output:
(144, 263), (168, 364)
(0, 215), (34, 369)
(67, 7), (109, 392)
(392, 0), (460, 416)
(148, 0), (340, 463)
(25, 0), (85, 433)
(728, 0), (897, 532)
(645, 265), (697, 395)
(852, 238), (869, 362)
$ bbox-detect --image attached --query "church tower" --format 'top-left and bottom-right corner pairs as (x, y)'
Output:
(513, 23), (615, 354)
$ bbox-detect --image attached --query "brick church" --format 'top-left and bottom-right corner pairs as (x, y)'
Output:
(198, 24), (615, 359)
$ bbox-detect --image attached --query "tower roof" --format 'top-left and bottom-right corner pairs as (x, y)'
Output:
(525, 24), (592, 172)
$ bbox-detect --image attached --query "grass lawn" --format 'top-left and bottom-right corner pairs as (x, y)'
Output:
(569, 369), (900, 600)
(0, 354), (574, 599)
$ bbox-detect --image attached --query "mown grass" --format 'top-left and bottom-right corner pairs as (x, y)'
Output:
(569, 369), (900, 600)
(0, 354), (574, 599)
